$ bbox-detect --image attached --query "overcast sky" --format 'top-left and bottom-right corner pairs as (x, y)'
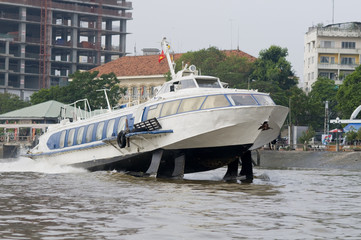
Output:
(126, 0), (361, 84)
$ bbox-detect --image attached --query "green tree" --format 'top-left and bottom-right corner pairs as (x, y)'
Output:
(337, 65), (361, 118)
(345, 130), (357, 145)
(298, 126), (316, 150)
(0, 92), (31, 114)
(357, 128), (361, 143)
(31, 71), (124, 109)
(250, 45), (297, 90)
(287, 87), (319, 127)
(307, 77), (339, 130)
(175, 47), (253, 88)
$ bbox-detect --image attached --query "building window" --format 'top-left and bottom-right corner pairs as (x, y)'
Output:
(341, 57), (356, 65)
(320, 56), (329, 63)
(320, 41), (335, 48)
(342, 42), (356, 49)
(320, 56), (335, 64)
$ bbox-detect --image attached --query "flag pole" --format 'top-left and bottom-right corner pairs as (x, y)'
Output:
(161, 37), (176, 79)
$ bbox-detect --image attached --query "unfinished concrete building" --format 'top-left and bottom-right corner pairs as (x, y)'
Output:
(0, 0), (132, 100)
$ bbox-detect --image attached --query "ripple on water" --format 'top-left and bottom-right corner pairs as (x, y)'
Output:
(0, 159), (361, 239)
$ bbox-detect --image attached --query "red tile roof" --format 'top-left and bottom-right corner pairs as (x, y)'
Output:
(91, 50), (256, 77)
(91, 54), (182, 77)
(224, 50), (257, 61)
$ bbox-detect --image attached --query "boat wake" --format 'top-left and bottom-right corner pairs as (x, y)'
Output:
(0, 157), (87, 174)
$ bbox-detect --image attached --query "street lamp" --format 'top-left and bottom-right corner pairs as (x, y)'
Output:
(336, 117), (340, 152)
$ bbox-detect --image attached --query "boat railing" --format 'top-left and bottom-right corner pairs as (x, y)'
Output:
(61, 99), (93, 122)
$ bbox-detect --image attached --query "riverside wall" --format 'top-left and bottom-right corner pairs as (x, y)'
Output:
(256, 150), (361, 170)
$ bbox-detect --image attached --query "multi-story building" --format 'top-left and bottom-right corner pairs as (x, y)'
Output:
(0, 0), (132, 100)
(303, 22), (361, 93)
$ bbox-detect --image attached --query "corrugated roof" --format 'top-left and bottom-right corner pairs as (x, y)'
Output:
(0, 100), (84, 120)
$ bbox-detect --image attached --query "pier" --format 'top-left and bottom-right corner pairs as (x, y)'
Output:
(0, 123), (48, 158)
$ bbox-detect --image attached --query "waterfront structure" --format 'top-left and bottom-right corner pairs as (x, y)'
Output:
(0, 0), (132, 101)
(303, 22), (361, 93)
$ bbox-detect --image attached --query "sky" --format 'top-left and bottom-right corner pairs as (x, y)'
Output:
(126, 0), (361, 84)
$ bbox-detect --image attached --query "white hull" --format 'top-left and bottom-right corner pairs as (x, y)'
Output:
(28, 105), (287, 169)
(27, 38), (289, 178)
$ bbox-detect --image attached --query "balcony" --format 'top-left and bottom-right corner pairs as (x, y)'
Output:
(318, 47), (361, 55)
(318, 63), (359, 71)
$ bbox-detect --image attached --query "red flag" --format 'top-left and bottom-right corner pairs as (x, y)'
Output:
(158, 50), (165, 63)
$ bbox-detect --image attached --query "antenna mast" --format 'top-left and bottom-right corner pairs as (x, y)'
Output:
(332, 0), (335, 24)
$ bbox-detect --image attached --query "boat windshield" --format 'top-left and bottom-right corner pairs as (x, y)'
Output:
(196, 78), (222, 88)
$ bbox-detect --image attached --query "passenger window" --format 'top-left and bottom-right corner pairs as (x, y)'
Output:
(227, 94), (257, 106)
(106, 119), (115, 138)
(117, 117), (126, 133)
(201, 95), (230, 109)
(96, 122), (105, 140)
(178, 97), (206, 113)
(77, 127), (85, 144)
(86, 124), (94, 143)
(179, 79), (196, 89)
(160, 100), (181, 117)
(253, 95), (275, 106)
(67, 129), (75, 146)
(147, 105), (162, 119)
(59, 130), (66, 148)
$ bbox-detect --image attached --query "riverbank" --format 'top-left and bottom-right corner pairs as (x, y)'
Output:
(257, 150), (361, 170)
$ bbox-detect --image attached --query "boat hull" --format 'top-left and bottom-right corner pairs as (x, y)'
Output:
(27, 105), (287, 176)
(70, 144), (252, 175)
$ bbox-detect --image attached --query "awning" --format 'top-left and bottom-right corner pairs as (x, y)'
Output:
(330, 128), (343, 133)
(343, 123), (361, 132)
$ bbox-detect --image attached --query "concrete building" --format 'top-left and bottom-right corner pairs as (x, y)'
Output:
(303, 22), (361, 93)
(0, 0), (132, 101)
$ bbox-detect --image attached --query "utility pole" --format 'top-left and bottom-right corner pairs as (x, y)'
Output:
(324, 101), (329, 134)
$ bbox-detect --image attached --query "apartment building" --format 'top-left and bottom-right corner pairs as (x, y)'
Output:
(303, 22), (361, 93)
(0, 0), (132, 100)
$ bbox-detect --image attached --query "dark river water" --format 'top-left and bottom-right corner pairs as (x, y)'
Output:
(0, 157), (360, 239)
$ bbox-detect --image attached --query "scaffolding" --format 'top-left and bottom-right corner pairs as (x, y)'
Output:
(39, 0), (52, 89)
(0, 0), (132, 98)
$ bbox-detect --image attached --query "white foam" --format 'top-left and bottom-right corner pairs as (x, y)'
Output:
(0, 156), (87, 174)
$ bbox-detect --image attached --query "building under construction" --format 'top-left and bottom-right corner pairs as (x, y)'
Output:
(0, 0), (132, 100)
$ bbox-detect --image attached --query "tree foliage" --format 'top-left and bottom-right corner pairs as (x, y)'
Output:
(31, 71), (124, 109)
(337, 65), (361, 118)
(250, 45), (297, 91)
(175, 47), (253, 88)
(307, 77), (339, 130)
(298, 126), (316, 144)
(0, 92), (31, 114)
